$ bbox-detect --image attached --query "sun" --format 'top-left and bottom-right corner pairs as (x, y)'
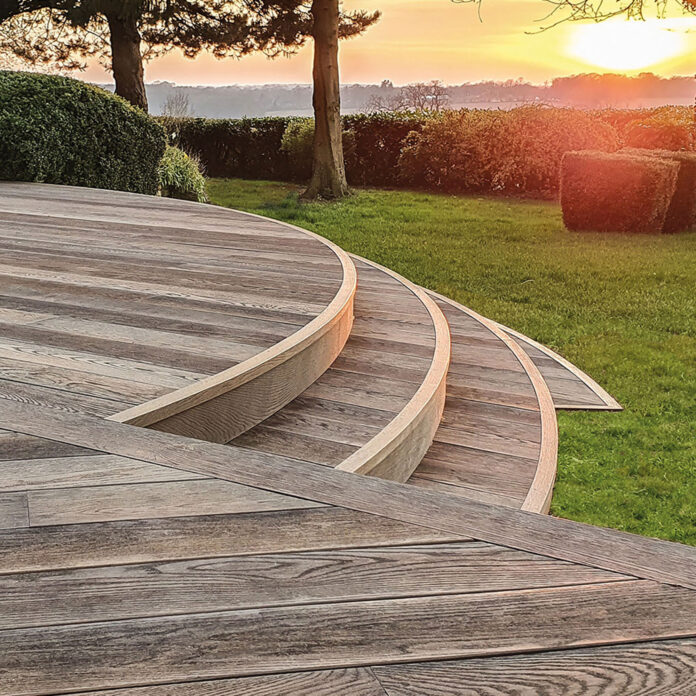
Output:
(569, 19), (687, 71)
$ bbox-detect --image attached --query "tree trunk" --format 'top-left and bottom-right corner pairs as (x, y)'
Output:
(302, 0), (349, 200)
(107, 13), (148, 112)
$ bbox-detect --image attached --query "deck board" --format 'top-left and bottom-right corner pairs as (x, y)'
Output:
(0, 184), (692, 696)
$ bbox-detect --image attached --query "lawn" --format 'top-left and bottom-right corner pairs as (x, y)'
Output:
(208, 178), (696, 545)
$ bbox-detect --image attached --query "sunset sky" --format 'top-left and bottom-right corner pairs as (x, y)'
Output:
(82, 0), (696, 86)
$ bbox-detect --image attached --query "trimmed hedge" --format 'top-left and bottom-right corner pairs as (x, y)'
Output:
(0, 71), (166, 194)
(399, 107), (618, 196)
(164, 117), (295, 180)
(561, 151), (679, 234)
(165, 108), (618, 196)
(622, 147), (696, 233)
(162, 114), (426, 187)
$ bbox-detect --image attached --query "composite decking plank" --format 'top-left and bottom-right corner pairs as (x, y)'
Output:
(0, 293), (294, 346)
(0, 356), (172, 404)
(0, 454), (205, 492)
(1, 401), (694, 589)
(2, 581), (694, 695)
(407, 474), (525, 507)
(25, 478), (323, 527)
(232, 426), (359, 467)
(0, 336), (208, 388)
(72, 669), (386, 696)
(373, 638), (696, 695)
(0, 321), (237, 375)
(0, 248), (340, 302)
(0, 265), (326, 318)
(0, 234), (344, 276)
(0, 493), (29, 529)
(0, 378), (132, 418)
(0, 274), (313, 326)
(0, 541), (626, 630)
(413, 445), (537, 501)
(0, 506), (461, 575)
(0, 430), (97, 461)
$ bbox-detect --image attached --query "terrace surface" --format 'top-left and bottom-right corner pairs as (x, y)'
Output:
(0, 183), (694, 695)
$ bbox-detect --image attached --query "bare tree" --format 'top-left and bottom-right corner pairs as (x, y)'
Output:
(162, 89), (192, 118)
(366, 80), (450, 113)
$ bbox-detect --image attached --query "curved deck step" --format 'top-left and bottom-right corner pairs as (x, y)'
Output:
(0, 183), (356, 443)
(497, 324), (623, 411)
(407, 292), (558, 514)
(229, 257), (450, 483)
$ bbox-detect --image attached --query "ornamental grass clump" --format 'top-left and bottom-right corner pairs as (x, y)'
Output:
(158, 146), (207, 203)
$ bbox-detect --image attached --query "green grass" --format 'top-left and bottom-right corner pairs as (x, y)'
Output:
(208, 178), (696, 545)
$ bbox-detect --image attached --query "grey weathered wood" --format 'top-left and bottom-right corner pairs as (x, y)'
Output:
(26, 478), (323, 527)
(0, 506), (461, 574)
(373, 638), (696, 695)
(75, 669), (386, 696)
(1, 581), (694, 694)
(2, 401), (691, 589)
(0, 454), (204, 492)
(0, 430), (96, 460)
(0, 493), (28, 529)
(0, 541), (626, 629)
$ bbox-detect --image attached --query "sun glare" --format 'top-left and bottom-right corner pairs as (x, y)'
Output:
(569, 20), (688, 71)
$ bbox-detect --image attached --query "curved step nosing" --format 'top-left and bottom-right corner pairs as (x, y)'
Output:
(422, 289), (559, 515)
(335, 256), (451, 484)
(497, 324), (623, 412)
(109, 210), (358, 437)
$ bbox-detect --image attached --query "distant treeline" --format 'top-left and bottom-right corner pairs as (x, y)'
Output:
(99, 73), (696, 119)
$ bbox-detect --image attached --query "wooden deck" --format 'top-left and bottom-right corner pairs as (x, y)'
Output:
(0, 183), (693, 695)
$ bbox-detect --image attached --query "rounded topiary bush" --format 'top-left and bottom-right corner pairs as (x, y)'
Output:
(0, 71), (166, 194)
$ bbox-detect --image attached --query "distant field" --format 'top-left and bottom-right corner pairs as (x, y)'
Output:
(209, 178), (696, 545)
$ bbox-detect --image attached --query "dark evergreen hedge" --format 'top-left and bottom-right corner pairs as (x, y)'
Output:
(561, 151), (679, 234)
(0, 71), (166, 194)
(163, 113), (427, 187)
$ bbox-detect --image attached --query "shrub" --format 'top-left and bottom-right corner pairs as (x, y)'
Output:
(343, 112), (426, 186)
(622, 147), (696, 233)
(561, 151), (679, 234)
(623, 107), (695, 151)
(164, 117), (295, 180)
(280, 118), (357, 183)
(280, 119), (315, 181)
(158, 146), (207, 203)
(399, 106), (618, 196)
(0, 71), (166, 194)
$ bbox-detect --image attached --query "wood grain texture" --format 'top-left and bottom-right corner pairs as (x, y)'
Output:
(0, 493), (28, 529)
(66, 669), (386, 696)
(0, 454), (205, 492)
(0, 506), (461, 574)
(373, 638), (696, 695)
(26, 478), (323, 527)
(0, 183), (356, 440)
(336, 256), (450, 483)
(423, 291), (558, 513)
(0, 541), (625, 630)
(499, 324), (623, 411)
(1, 401), (694, 590)
(1, 581), (694, 695)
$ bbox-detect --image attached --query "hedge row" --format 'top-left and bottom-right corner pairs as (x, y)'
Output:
(165, 106), (696, 197)
(0, 71), (166, 194)
(163, 111), (425, 187)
